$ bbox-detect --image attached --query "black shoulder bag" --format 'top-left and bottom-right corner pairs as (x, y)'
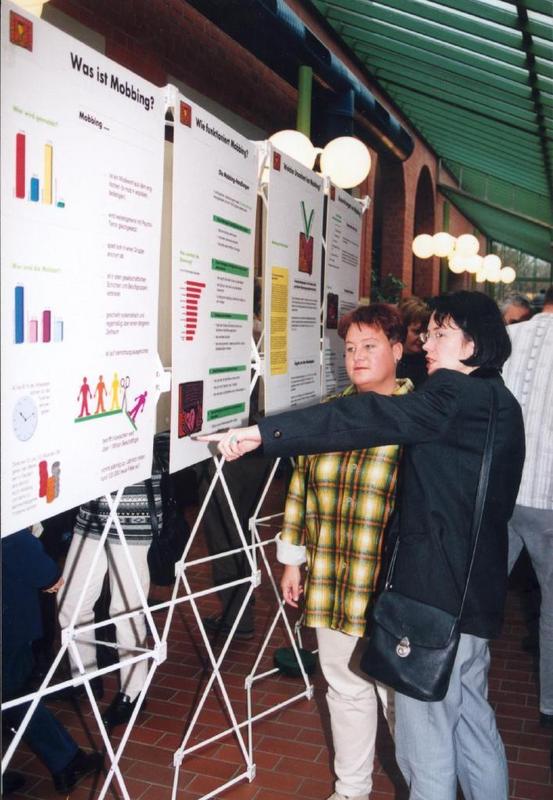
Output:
(360, 389), (497, 702)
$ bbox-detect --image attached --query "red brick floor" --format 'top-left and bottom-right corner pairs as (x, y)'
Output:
(4, 485), (553, 799)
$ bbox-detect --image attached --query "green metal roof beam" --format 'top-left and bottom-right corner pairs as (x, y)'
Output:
(438, 182), (551, 230)
(516, 1), (553, 205)
(365, 49), (535, 107)
(380, 76), (536, 130)
(339, 21), (529, 82)
(349, 33), (532, 96)
(323, 2), (525, 67)
(316, 0), (519, 30)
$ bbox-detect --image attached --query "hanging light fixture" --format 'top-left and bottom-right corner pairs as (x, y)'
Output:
(482, 254), (502, 282)
(412, 234), (434, 259)
(464, 255), (483, 274)
(448, 253), (466, 274)
(432, 232), (456, 258)
(500, 266), (516, 284)
(319, 136), (371, 189)
(269, 130), (317, 169)
(455, 234), (480, 258)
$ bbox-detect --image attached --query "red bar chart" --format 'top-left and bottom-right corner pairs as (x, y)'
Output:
(181, 280), (205, 342)
(14, 131), (65, 207)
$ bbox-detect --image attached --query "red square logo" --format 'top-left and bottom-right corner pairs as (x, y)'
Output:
(10, 11), (33, 51)
(180, 101), (192, 127)
(273, 151), (281, 171)
(330, 186), (336, 201)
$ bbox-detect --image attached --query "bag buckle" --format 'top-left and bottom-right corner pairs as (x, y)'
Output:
(396, 636), (411, 658)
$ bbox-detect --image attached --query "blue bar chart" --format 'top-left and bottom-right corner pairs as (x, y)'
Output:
(13, 285), (63, 344)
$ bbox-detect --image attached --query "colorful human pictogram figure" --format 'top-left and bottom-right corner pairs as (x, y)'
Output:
(94, 375), (107, 414)
(120, 376), (130, 413)
(128, 390), (147, 423)
(110, 371), (120, 411)
(77, 377), (92, 418)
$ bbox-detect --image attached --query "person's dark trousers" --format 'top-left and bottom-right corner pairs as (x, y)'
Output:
(198, 454), (274, 631)
(3, 645), (78, 774)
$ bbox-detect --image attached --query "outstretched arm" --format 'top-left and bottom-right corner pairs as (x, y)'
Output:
(198, 424), (262, 460)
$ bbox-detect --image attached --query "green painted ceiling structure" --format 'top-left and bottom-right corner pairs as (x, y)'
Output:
(310, 0), (553, 262)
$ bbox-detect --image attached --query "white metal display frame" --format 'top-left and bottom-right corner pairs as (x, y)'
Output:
(1, 347), (313, 800)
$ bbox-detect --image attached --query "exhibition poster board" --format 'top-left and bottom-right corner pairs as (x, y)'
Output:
(1, 2), (165, 535)
(262, 146), (324, 413)
(322, 184), (364, 395)
(169, 92), (258, 471)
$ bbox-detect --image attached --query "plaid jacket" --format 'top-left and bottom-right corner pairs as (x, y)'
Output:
(280, 379), (412, 637)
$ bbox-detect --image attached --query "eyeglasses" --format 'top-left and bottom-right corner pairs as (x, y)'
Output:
(419, 330), (452, 344)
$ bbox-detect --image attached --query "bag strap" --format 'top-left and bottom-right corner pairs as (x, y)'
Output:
(383, 386), (498, 613)
(145, 478), (159, 539)
(457, 386), (497, 617)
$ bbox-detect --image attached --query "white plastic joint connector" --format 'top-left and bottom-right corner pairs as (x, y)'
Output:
(153, 642), (167, 665)
(306, 684), (314, 700)
(61, 628), (74, 645)
(247, 763), (256, 782)
(254, 569), (262, 588)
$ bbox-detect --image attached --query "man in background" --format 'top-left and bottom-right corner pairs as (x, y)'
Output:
(503, 286), (553, 729)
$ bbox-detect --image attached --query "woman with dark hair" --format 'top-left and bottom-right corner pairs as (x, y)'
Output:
(202, 291), (525, 800)
(279, 303), (412, 800)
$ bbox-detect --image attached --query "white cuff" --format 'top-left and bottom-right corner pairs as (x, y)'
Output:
(276, 532), (307, 565)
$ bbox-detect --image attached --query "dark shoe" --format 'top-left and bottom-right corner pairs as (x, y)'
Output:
(540, 712), (553, 728)
(56, 675), (104, 701)
(52, 748), (103, 794)
(101, 692), (143, 730)
(2, 771), (26, 795)
(202, 615), (254, 641)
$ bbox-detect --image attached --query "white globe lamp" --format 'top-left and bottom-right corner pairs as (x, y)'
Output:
(482, 254), (502, 282)
(465, 255), (483, 274)
(412, 234), (434, 259)
(448, 253), (466, 274)
(456, 234), (480, 258)
(500, 266), (516, 284)
(269, 130), (317, 169)
(432, 232), (456, 258)
(320, 137), (371, 189)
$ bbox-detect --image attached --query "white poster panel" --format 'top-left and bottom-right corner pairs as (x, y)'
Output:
(263, 146), (324, 414)
(1, 3), (165, 535)
(169, 93), (258, 471)
(323, 184), (364, 395)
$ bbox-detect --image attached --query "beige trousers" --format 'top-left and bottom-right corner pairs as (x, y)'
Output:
(58, 534), (150, 700)
(316, 627), (394, 798)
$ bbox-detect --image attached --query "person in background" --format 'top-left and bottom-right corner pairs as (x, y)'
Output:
(203, 291), (525, 800)
(500, 292), (533, 325)
(279, 303), (411, 800)
(396, 296), (430, 387)
(503, 285), (553, 729)
(2, 529), (103, 795)
(57, 463), (162, 731)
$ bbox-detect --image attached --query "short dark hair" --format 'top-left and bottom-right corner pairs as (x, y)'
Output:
(338, 303), (404, 344)
(544, 286), (553, 306)
(429, 291), (511, 370)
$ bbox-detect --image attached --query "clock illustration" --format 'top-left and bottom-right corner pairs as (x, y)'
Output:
(12, 395), (38, 442)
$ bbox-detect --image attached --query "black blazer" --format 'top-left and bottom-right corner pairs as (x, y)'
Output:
(260, 368), (525, 639)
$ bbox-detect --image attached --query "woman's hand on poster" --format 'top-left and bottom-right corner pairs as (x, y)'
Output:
(197, 425), (262, 460)
(281, 564), (303, 608)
